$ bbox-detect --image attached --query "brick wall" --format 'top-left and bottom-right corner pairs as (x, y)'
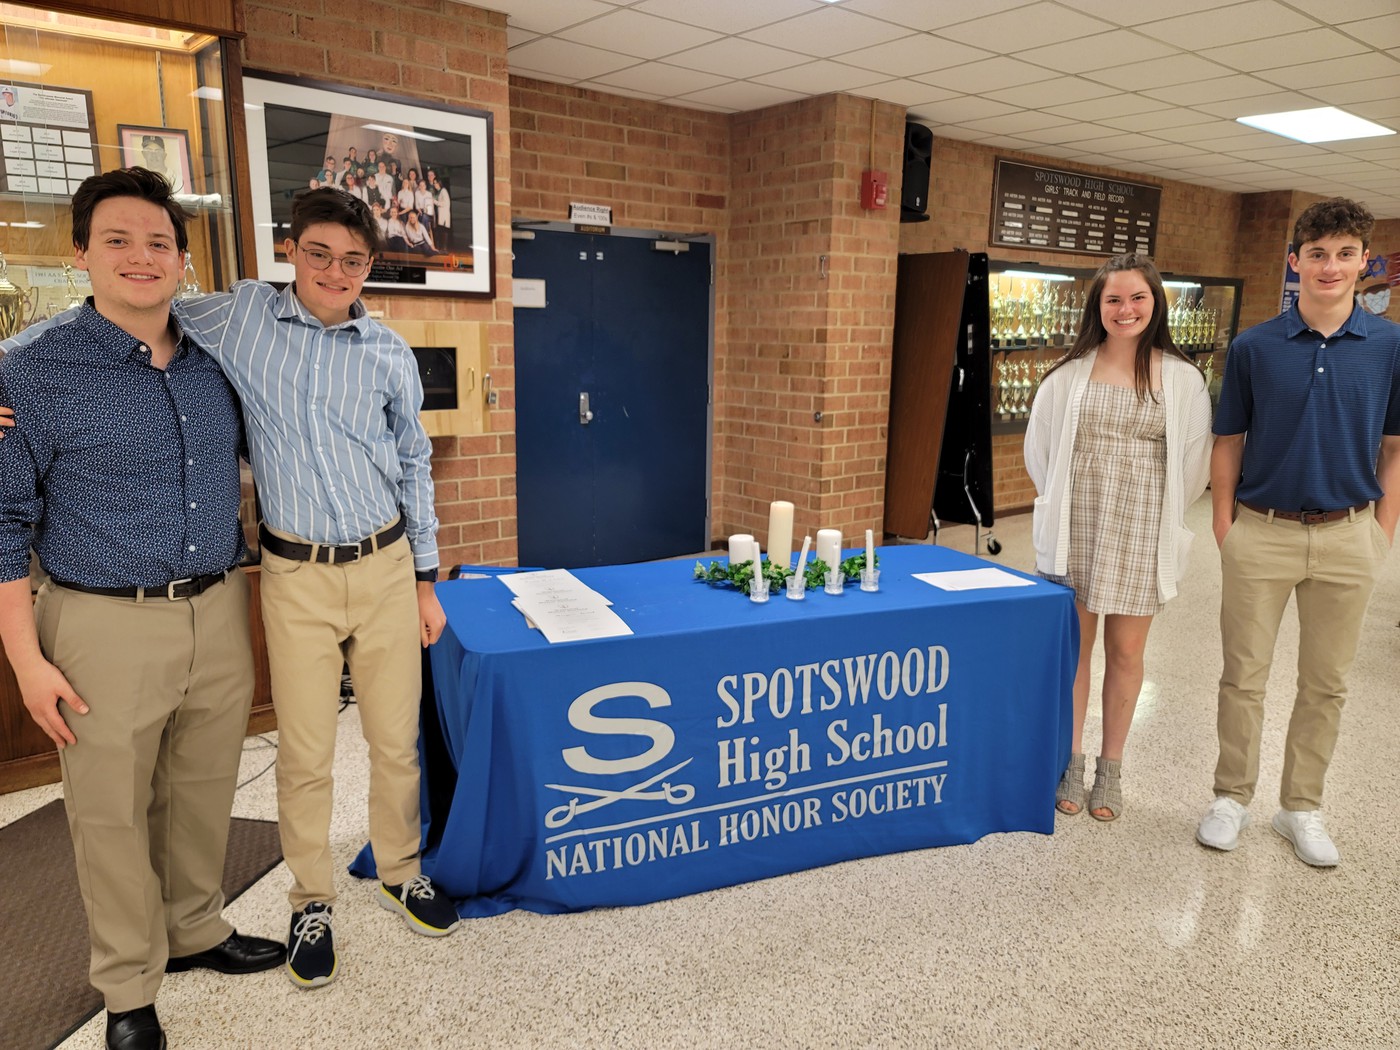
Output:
(240, 0), (516, 569)
(725, 94), (904, 545)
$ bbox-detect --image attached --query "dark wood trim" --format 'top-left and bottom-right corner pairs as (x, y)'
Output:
(40, 0), (243, 39)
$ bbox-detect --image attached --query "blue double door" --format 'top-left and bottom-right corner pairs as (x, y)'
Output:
(514, 229), (711, 568)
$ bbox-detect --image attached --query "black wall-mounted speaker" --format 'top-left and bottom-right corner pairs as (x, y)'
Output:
(901, 121), (933, 223)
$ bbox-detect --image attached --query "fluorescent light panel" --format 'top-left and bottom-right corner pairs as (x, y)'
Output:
(1236, 106), (1395, 144)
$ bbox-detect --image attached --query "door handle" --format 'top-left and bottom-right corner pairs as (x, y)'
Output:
(579, 391), (594, 425)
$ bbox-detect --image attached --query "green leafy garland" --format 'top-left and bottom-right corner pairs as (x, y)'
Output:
(693, 553), (877, 596)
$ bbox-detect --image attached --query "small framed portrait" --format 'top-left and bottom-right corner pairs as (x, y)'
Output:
(116, 125), (193, 195)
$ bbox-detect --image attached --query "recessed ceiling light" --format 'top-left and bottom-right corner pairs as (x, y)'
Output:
(1236, 106), (1395, 144)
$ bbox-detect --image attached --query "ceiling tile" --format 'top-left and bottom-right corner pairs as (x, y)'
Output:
(674, 81), (807, 110)
(936, 2), (1116, 52)
(953, 111), (1078, 136)
(1043, 95), (1173, 121)
(1087, 53), (1237, 91)
(1142, 74), (1288, 107)
(557, 11), (722, 59)
(1135, 1), (1320, 50)
(1096, 109), (1220, 133)
(476, 0), (619, 34)
(506, 26), (538, 48)
(589, 62), (730, 96)
(751, 60), (887, 93)
(1306, 77), (1400, 107)
(631, 0), (821, 35)
(1012, 122), (1124, 146)
(914, 56), (1058, 94)
(1193, 91), (1323, 119)
(573, 81), (664, 101)
(507, 37), (638, 80)
(1227, 143), (1332, 160)
(1105, 142), (1211, 162)
(914, 123), (985, 143)
(1013, 30), (1178, 72)
(743, 8), (912, 57)
(1177, 160), (1273, 177)
(665, 38), (812, 78)
(1066, 133), (1167, 153)
(1197, 28), (1368, 73)
(907, 96), (1023, 124)
(841, 0), (1038, 32)
(846, 80), (963, 107)
(1064, 0), (1221, 24)
(838, 34), (993, 77)
(1256, 51), (1400, 90)
(982, 76), (1118, 108)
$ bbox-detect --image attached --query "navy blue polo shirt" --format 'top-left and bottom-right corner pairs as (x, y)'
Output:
(1214, 302), (1400, 511)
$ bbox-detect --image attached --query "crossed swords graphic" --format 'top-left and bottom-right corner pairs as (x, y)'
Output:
(545, 758), (696, 829)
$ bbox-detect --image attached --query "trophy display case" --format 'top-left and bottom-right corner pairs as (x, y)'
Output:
(987, 261), (1242, 433)
(0, 2), (239, 342)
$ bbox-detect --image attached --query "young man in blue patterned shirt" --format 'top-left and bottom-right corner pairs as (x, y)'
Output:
(4, 186), (460, 989)
(0, 168), (284, 1050)
(1197, 197), (1400, 867)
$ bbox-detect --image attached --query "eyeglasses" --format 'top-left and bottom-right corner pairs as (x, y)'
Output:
(295, 244), (370, 277)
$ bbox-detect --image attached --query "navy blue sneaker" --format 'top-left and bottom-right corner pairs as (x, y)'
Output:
(378, 875), (460, 936)
(286, 902), (336, 988)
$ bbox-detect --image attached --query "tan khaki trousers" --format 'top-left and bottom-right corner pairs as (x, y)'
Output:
(258, 526), (422, 910)
(35, 571), (254, 1012)
(1215, 503), (1389, 810)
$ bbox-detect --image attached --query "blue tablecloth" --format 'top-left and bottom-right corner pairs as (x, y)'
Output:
(374, 545), (1076, 916)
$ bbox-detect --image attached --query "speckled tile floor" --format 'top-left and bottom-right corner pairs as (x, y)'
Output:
(5, 494), (1398, 1049)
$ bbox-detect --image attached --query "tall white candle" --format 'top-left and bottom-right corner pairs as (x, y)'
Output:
(797, 535), (812, 574)
(865, 528), (875, 568)
(767, 501), (795, 569)
(816, 528), (842, 571)
(728, 533), (756, 569)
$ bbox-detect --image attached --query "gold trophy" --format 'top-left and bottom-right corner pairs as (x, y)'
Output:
(0, 251), (40, 340)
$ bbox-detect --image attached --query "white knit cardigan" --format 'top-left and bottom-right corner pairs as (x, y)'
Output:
(1022, 350), (1214, 603)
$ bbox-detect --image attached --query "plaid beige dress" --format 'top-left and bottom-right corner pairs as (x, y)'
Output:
(1047, 380), (1167, 616)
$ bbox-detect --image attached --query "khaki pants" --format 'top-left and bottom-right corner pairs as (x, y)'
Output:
(36, 571), (254, 1012)
(259, 526), (422, 910)
(1215, 503), (1389, 810)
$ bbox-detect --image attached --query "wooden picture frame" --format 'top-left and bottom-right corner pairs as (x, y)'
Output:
(117, 124), (194, 195)
(240, 70), (495, 298)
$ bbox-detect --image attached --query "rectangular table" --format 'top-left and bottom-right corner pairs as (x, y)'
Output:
(393, 545), (1076, 916)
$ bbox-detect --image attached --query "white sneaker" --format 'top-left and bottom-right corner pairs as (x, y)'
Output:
(1196, 797), (1250, 851)
(1272, 809), (1340, 867)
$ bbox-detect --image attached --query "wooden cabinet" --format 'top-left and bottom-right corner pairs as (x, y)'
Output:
(0, 566), (276, 794)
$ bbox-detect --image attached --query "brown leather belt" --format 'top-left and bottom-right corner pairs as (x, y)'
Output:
(55, 569), (232, 601)
(1238, 499), (1369, 525)
(258, 517), (404, 563)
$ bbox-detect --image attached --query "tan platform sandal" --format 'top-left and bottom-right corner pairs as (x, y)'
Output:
(1055, 753), (1086, 816)
(1089, 756), (1122, 821)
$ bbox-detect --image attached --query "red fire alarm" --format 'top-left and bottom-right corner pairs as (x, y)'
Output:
(860, 169), (888, 210)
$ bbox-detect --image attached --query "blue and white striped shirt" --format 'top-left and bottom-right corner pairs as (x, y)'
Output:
(176, 283), (439, 571)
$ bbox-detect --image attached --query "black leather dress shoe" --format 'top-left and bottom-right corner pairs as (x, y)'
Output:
(107, 1005), (166, 1050)
(166, 930), (286, 974)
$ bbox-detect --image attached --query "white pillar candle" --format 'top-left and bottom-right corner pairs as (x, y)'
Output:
(796, 535), (812, 574)
(816, 528), (842, 571)
(728, 533), (756, 569)
(767, 501), (795, 569)
(865, 528), (875, 568)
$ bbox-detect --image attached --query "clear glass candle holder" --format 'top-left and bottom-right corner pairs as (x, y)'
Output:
(824, 569), (844, 595)
(860, 567), (880, 592)
(749, 575), (770, 603)
(785, 575), (806, 600)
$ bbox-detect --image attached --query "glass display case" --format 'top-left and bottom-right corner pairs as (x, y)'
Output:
(986, 260), (1242, 432)
(0, 2), (238, 338)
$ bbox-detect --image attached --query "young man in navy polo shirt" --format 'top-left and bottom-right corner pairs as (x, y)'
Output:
(1196, 197), (1400, 866)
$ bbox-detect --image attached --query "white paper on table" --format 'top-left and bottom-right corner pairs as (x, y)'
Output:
(499, 568), (612, 606)
(913, 567), (1035, 591)
(510, 598), (539, 630)
(517, 597), (633, 643)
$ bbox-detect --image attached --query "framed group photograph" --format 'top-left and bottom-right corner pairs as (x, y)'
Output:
(117, 124), (193, 196)
(240, 70), (495, 298)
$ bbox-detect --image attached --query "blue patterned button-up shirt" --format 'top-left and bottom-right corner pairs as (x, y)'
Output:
(0, 305), (245, 587)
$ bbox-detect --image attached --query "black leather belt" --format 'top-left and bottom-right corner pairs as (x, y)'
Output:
(258, 517), (405, 564)
(54, 569), (232, 601)
(1238, 499), (1370, 524)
